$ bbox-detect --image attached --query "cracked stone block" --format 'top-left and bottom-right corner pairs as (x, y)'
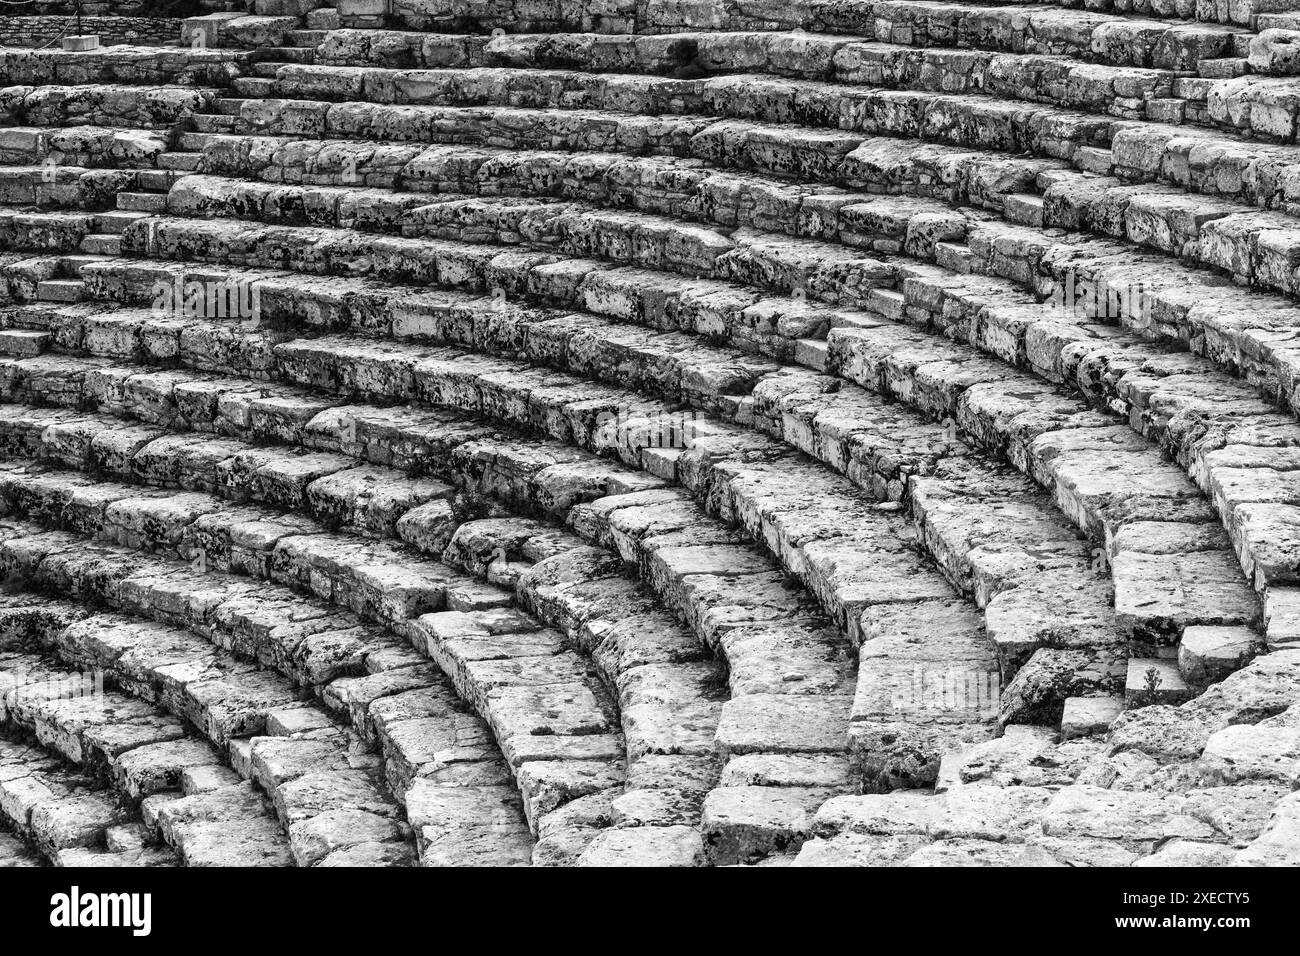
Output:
(1178, 625), (1262, 685)
(701, 785), (833, 865)
(1248, 30), (1300, 75)
(1060, 696), (1125, 740)
(1112, 550), (1261, 643)
(1236, 792), (1300, 866)
(1265, 586), (1300, 646)
(1197, 725), (1300, 786)
(714, 694), (854, 756)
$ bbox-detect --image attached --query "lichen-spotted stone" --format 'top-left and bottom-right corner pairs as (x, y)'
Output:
(0, 0), (1296, 868)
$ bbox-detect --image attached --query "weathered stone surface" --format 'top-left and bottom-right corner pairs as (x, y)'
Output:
(1060, 696), (1124, 740)
(1235, 792), (1300, 865)
(702, 786), (833, 865)
(1, 0), (1298, 872)
(1179, 625), (1261, 685)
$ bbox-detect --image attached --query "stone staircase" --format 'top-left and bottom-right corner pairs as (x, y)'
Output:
(0, 1), (1297, 867)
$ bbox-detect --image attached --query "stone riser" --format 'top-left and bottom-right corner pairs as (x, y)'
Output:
(304, 22), (1249, 76)
(0, 49), (248, 89)
(321, 0), (1287, 34)
(252, 52), (1298, 142)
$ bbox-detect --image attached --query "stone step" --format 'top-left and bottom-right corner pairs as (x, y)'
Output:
(0, 126), (167, 170)
(187, 93), (1300, 309)
(0, 299), (1123, 749)
(249, 52), (1257, 146)
(5, 205), (1268, 671)
(1003, 193), (1046, 227)
(232, 77), (278, 98)
(0, 378), (885, 804)
(1198, 56), (1252, 77)
(117, 192), (169, 213)
(35, 280), (86, 303)
(0, 217), (1263, 665)
(193, 114), (239, 134)
(181, 11), (251, 51)
(0, 734), (171, 865)
(7, 20), (1300, 868)
(797, 687), (1300, 867)
(0, 401), (759, 791)
(96, 210), (153, 235)
(0, 329), (49, 356)
(322, 0), (1271, 35)
(308, 21), (1248, 77)
(174, 110), (1300, 327)
(7, 21), (1300, 869)
(1177, 624), (1264, 687)
(0, 621), (289, 865)
(288, 29), (330, 47)
(206, 14), (303, 50)
(0, 451), (725, 857)
(158, 152), (205, 173)
(9, 117), (1284, 377)
(136, 169), (179, 191)
(0, 50), (249, 91)
(188, 82), (1300, 267)
(254, 49), (316, 66)
(1059, 695), (1126, 740)
(304, 9), (339, 31)
(0, 520), (494, 865)
(80, 233), (124, 255)
(236, 58), (1300, 219)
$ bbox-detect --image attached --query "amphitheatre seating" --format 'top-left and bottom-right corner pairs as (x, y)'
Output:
(0, 0), (1298, 867)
